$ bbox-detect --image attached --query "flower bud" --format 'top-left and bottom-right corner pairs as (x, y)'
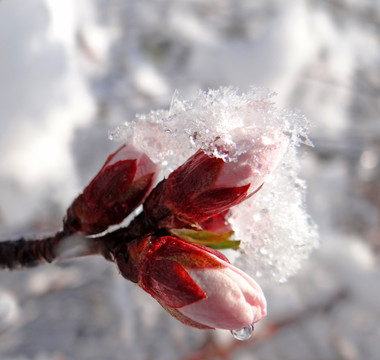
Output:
(115, 235), (267, 330)
(64, 145), (158, 234)
(198, 210), (233, 235)
(144, 132), (288, 227)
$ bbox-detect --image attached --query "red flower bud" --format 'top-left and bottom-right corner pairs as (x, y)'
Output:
(64, 145), (158, 234)
(144, 133), (287, 227)
(115, 235), (267, 330)
(198, 210), (233, 235)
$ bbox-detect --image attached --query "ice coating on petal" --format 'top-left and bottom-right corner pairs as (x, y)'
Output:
(110, 86), (318, 282)
(109, 87), (303, 175)
(214, 129), (289, 193)
(104, 145), (159, 180)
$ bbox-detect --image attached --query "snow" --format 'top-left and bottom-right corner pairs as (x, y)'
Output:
(110, 86), (318, 282)
(0, 0), (379, 359)
(110, 87), (286, 167)
(0, 0), (95, 232)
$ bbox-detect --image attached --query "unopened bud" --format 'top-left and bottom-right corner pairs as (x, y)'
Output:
(144, 132), (287, 227)
(114, 235), (267, 330)
(64, 145), (158, 234)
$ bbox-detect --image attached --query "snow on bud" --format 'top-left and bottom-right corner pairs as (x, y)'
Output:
(114, 235), (267, 330)
(110, 87), (318, 281)
(213, 128), (289, 193)
(144, 131), (288, 227)
(64, 145), (158, 234)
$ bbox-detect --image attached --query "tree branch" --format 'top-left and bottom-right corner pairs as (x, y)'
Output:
(0, 211), (157, 271)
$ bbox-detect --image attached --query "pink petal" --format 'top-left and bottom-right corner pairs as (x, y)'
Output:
(179, 267), (266, 330)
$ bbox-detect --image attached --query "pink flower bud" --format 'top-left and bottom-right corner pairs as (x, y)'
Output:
(64, 145), (158, 234)
(115, 235), (267, 330)
(144, 132), (288, 226)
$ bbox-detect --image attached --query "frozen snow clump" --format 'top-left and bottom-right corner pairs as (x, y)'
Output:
(110, 86), (318, 282)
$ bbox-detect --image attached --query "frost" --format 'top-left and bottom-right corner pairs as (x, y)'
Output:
(231, 144), (319, 282)
(110, 86), (318, 282)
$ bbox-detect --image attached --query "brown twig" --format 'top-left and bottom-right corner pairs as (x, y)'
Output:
(0, 231), (68, 270)
(0, 210), (157, 271)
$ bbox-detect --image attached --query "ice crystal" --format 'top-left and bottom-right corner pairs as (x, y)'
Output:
(110, 86), (318, 282)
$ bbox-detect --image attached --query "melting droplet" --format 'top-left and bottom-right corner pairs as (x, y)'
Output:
(230, 323), (254, 341)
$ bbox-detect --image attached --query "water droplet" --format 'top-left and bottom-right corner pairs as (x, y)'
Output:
(230, 323), (254, 341)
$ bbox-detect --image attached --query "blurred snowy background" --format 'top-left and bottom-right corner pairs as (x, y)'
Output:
(0, 0), (379, 359)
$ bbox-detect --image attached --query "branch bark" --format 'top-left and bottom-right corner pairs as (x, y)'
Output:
(0, 211), (157, 270)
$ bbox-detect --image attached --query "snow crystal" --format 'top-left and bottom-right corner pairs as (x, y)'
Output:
(231, 144), (319, 282)
(110, 86), (318, 282)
